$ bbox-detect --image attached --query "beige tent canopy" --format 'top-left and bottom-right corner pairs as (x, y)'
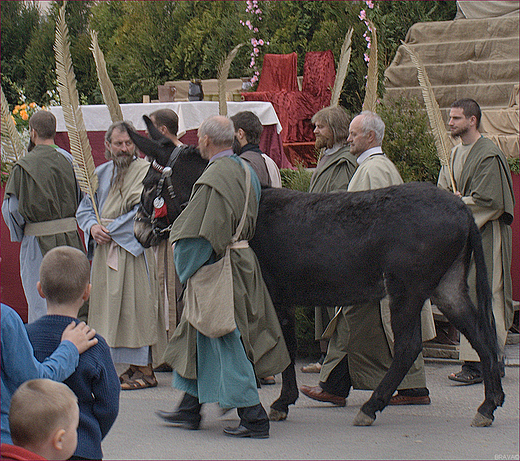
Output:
(384, 1), (519, 160)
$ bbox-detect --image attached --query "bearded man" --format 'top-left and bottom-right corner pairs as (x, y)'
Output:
(76, 121), (165, 390)
(438, 99), (515, 384)
(301, 106), (358, 373)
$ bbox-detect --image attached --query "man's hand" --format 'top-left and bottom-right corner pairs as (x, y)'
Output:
(61, 321), (98, 354)
(91, 224), (111, 245)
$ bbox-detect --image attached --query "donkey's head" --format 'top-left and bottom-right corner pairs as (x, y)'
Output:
(128, 116), (208, 247)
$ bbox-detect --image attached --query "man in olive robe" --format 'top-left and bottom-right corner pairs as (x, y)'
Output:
(76, 121), (165, 390)
(2, 110), (84, 322)
(302, 106), (358, 373)
(301, 111), (436, 406)
(157, 116), (290, 439)
(438, 99), (515, 384)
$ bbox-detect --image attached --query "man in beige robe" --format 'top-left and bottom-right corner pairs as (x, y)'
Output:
(438, 98), (515, 384)
(301, 111), (436, 406)
(76, 121), (165, 390)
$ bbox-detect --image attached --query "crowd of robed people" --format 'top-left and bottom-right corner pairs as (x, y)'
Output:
(1, 98), (514, 453)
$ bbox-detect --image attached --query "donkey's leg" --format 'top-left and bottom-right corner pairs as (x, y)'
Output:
(270, 306), (299, 421)
(434, 274), (504, 426)
(353, 292), (425, 426)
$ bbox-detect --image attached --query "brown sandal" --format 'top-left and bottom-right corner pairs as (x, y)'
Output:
(121, 369), (158, 390)
(119, 365), (137, 384)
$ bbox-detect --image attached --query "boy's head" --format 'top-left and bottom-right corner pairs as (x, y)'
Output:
(9, 379), (79, 460)
(37, 246), (90, 306)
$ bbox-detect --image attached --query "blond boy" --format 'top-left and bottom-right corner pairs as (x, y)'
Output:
(5, 379), (79, 460)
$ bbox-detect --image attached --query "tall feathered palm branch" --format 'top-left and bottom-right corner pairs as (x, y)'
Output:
(330, 27), (353, 107)
(1, 86), (26, 165)
(54, 3), (100, 223)
(401, 41), (457, 192)
(89, 29), (123, 123)
(362, 19), (378, 112)
(217, 43), (244, 116)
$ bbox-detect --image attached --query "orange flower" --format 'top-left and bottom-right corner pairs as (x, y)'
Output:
(12, 108), (19, 115)
(20, 110), (28, 120)
(14, 105), (21, 111)
(10, 115), (16, 125)
(20, 103), (27, 110)
(29, 102), (36, 109)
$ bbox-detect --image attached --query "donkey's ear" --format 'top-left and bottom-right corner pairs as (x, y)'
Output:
(144, 115), (164, 141)
(127, 129), (161, 161)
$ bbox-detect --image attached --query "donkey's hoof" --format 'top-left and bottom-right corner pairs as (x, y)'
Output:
(269, 408), (287, 421)
(471, 412), (493, 427)
(353, 410), (375, 426)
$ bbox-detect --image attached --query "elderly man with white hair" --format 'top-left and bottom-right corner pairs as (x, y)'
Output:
(301, 111), (436, 408)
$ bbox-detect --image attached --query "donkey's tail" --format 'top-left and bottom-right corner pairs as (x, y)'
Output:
(468, 216), (499, 358)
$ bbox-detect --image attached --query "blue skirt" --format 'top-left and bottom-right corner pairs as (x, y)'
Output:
(173, 328), (260, 409)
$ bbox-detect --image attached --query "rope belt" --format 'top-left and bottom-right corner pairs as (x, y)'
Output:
(228, 240), (249, 249)
(24, 217), (78, 237)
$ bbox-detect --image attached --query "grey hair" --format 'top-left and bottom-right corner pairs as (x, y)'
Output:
(358, 111), (385, 145)
(198, 116), (235, 148)
(104, 120), (137, 144)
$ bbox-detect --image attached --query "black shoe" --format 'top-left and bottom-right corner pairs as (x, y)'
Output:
(153, 363), (173, 373)
(223, 424), (269, 439)
(155, 410), (200, 430)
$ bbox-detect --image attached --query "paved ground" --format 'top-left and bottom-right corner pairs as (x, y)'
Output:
(102, 343), (519, 460)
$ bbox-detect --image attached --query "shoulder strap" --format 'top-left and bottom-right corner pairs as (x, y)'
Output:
(231, 160), (251, 243)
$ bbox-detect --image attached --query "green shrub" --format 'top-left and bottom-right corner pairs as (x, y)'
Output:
(280, 164), (313, 191)
(379, 95), (441, 184)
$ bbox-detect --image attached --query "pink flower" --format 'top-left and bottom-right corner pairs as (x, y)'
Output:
(366, 0), (374, 9)
(364, 53), (370, 63)
(253, 47), (259, 54)
(258, 39), (264, 46)
(359, 10), (366, 20)
(254, 27), (259, 32)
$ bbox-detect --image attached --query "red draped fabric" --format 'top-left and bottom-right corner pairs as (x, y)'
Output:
(256, 53), (299, 92)
(242, 51), (336, 166)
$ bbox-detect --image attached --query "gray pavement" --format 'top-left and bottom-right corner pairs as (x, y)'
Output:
(102, 342), (519, 461)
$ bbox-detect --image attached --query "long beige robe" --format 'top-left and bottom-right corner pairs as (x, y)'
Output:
(77, 159), (166, 360)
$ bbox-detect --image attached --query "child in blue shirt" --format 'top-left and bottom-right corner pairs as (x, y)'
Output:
(26, 246), (120, 460)
(1, 304), (97, 444)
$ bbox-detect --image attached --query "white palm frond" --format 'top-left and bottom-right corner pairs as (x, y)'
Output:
(89, 29), (123, 123)
(1, 86), (26, 164)
(401, 41), (457, 191)
(217, 43), (244, 116)
(330, 27), (353, 107)
(54, 3), (100, 222)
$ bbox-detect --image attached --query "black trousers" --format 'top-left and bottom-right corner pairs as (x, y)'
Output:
(319, 354), (352, 398)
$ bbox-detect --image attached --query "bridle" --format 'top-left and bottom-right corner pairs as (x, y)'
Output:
(135, 145), (189, 238)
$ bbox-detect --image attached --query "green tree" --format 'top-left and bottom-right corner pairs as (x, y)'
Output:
(0, 0), (40, 104)
(22, 0), (97, 105)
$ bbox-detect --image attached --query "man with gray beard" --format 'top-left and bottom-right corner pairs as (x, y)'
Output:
(77, 121), (165, 390)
